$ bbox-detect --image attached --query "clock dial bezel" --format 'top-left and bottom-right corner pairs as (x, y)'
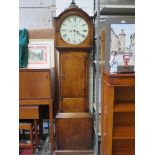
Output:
(60, 15), (89, 45)
(55, 8), (93, 48)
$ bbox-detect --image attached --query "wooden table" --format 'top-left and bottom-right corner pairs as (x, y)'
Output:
(19, 99), (55, 150)
(19, 68), (55, 150)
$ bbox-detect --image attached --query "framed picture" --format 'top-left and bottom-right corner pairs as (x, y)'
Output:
(101, 16), (135, 73)
(27, 39), (54, 69)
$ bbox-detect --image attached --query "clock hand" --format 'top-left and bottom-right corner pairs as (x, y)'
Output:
(76, 30), (83, 37)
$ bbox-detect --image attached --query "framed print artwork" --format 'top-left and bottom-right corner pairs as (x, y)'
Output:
(27, 44), (50, 68)
(27, 39), (54, 69)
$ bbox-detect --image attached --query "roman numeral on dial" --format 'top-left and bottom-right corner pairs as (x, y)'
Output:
(63, 34), (67, 38)
(73, 17), (76, 22)
(82, 24), (86, 27)
(73, 40), (76, 44)
(68, 19), (71, 23)
(81, 34), (86, 38)
(67, 38), (71, 42)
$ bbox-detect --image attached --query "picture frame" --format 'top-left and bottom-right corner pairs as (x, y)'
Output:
(101, 16), (135, 73)
(27, 44), (50, 68)
(27, 39), (54, 69)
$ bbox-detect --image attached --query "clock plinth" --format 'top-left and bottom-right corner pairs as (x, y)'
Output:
(55, 113), (93, 150)
(54, 3), (93, 152)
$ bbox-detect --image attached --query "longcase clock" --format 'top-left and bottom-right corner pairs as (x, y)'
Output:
(54, 1), (93, 152)
(55, 1), (93, 112)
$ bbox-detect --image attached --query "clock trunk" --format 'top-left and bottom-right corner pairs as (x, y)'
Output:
(54, 3), (93, 152)
(59, 51), (88, 112)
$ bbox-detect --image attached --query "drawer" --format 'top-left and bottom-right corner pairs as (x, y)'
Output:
(19, 106), (39, 119)
(19, 70), (51, 99)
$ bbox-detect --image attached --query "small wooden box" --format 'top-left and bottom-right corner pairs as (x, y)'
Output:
(55, 113), (93, 150)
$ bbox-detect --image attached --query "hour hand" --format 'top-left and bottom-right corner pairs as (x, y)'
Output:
(76, 31), (85, 39)
(76, 31), (82, 36)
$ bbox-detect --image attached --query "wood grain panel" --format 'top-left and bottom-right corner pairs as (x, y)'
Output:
(114, 87), (135, 103)
(60, 98), (86, 112)
(114, 103), (135, 112)
(19, 123), (32, 130)
(55, 113), (93, 150)
(112, 139), (135, 155)
(60, 52), (88, 98)
(113, 126), (135, 140)
(113, 112), (135, 126)
(19, 70), (51, 99)
(19, 106), (39, 119)
(103, 71), (135, 86)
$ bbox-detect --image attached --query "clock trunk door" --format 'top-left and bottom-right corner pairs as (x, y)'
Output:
(60, 52), (88, 98)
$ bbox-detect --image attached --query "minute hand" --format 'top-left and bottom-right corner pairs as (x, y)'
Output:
(76, 31), (83, 37)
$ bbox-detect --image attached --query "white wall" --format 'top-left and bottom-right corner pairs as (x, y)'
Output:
(19, 0), (94, 29)
(19, 0), (55, 29)
(19, 0), (55, 7)
(56, 0), (94, 16)
(19, 8), (53, 29)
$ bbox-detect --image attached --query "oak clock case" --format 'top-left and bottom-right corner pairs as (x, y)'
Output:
(55, 6), (93, 112)
(54, 4), (93, 151)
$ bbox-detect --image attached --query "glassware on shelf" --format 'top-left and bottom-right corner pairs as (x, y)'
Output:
(123, 53), (130, 71)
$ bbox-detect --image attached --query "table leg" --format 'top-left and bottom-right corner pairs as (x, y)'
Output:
(39, 119), (43, 139)
(34, 119), (39, 148)
(49, 101), (55, 150)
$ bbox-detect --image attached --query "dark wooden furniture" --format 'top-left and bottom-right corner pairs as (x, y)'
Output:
(54, 2), (93, 153)
(19, 68), (55, 150)
(101, 70), (135, 155)
(19, 123), (33, 149)
(19, 106), (39, 147)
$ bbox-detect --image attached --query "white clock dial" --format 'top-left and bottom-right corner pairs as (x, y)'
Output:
(60, 15), (88, 45)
